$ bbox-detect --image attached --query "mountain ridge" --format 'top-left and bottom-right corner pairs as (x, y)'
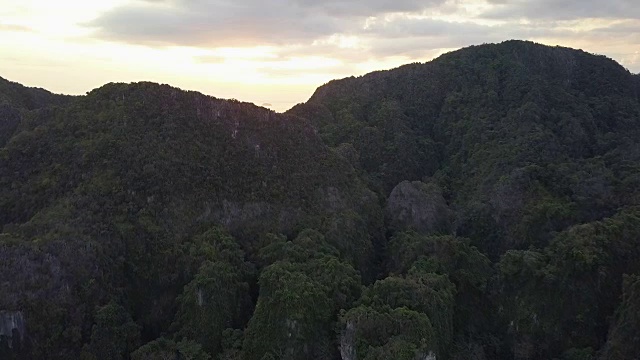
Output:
(1, 40), (640, 360)
(288, 40), (640, 251)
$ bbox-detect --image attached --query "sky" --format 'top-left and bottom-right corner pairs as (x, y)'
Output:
(1, 0), (639, 112)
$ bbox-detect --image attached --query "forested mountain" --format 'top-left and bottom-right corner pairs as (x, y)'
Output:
(1, 40), (640, 360)
(0, 78), (72, 147)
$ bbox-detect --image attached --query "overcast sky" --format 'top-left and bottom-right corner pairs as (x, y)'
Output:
(1, 0), (638, 111)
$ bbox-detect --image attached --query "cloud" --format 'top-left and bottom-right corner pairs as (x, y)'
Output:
(482, 0), (640, 20)
(194, 53), (279, 64)
(90, 4), (341, 47)
(84, 0), (640, 75)
(357, 15), (577, 57)
(592, 20), (640, 34)
(88, 0), (448, 47)
(188, 13), (582, 63)
(256, 62), (358, 78)
(0, 24), (33, 32)
(364, 17), (491, 38)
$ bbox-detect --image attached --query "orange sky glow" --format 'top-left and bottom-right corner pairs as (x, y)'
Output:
(1, 0), (638, 112)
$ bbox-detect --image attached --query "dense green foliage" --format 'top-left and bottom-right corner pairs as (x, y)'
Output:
(2, 41), (640, 359)
(0, 78), (71, 148)
(0, 80), (378, 359)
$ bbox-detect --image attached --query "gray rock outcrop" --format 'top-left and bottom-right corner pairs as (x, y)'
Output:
(386, 181), (452, 235)
(0, 311), (25, 348)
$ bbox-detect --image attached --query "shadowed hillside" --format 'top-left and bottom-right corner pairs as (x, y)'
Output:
(288, 40), (640, 360)
(0, 81), (381, 359)
(0, 77), (73, 147)
(1, 41), (640, 360)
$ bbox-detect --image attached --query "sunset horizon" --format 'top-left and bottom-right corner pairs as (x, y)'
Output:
(2, 0), (639, 112)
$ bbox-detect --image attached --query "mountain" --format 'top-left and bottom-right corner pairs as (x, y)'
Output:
(2, 41), (640, 360)
(0, 77), (73, 147)
(0, 76), (72, 111)
(287, 41), (640, 359)
(289, 40), (640, 254)
(0, 82), (381, 359)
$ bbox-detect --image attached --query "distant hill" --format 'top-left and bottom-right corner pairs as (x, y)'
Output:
(1, 41), (640, 360)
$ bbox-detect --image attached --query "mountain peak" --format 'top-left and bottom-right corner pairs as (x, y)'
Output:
(2, 41), (640, 360)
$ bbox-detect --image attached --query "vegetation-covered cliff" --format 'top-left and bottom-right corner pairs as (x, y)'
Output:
(1, 40), (639, 360)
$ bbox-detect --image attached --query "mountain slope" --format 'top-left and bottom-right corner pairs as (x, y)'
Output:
(0, 76), (72, 111)
(287, 40), (640, 359)
(0, 81), (381, 359)
(289, 40), (640, 254)
(1, 41), (640, 360)
(0, 76), (73, 147)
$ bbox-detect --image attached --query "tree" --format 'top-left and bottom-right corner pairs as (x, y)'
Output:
(84, 302), (140, 360)
(172, 261), (251, 357)
(242, 263), (333, 360)
(131, 338), (210, 360)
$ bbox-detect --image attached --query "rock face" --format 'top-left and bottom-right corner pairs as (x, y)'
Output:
(339, 320), (357, 360)
(422, 352), (437, 360)
(0, 311), (25, 348)
(386, 181), (452, 235)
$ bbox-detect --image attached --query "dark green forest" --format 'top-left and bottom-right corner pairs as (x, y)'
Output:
(1, 40), (640, 360)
